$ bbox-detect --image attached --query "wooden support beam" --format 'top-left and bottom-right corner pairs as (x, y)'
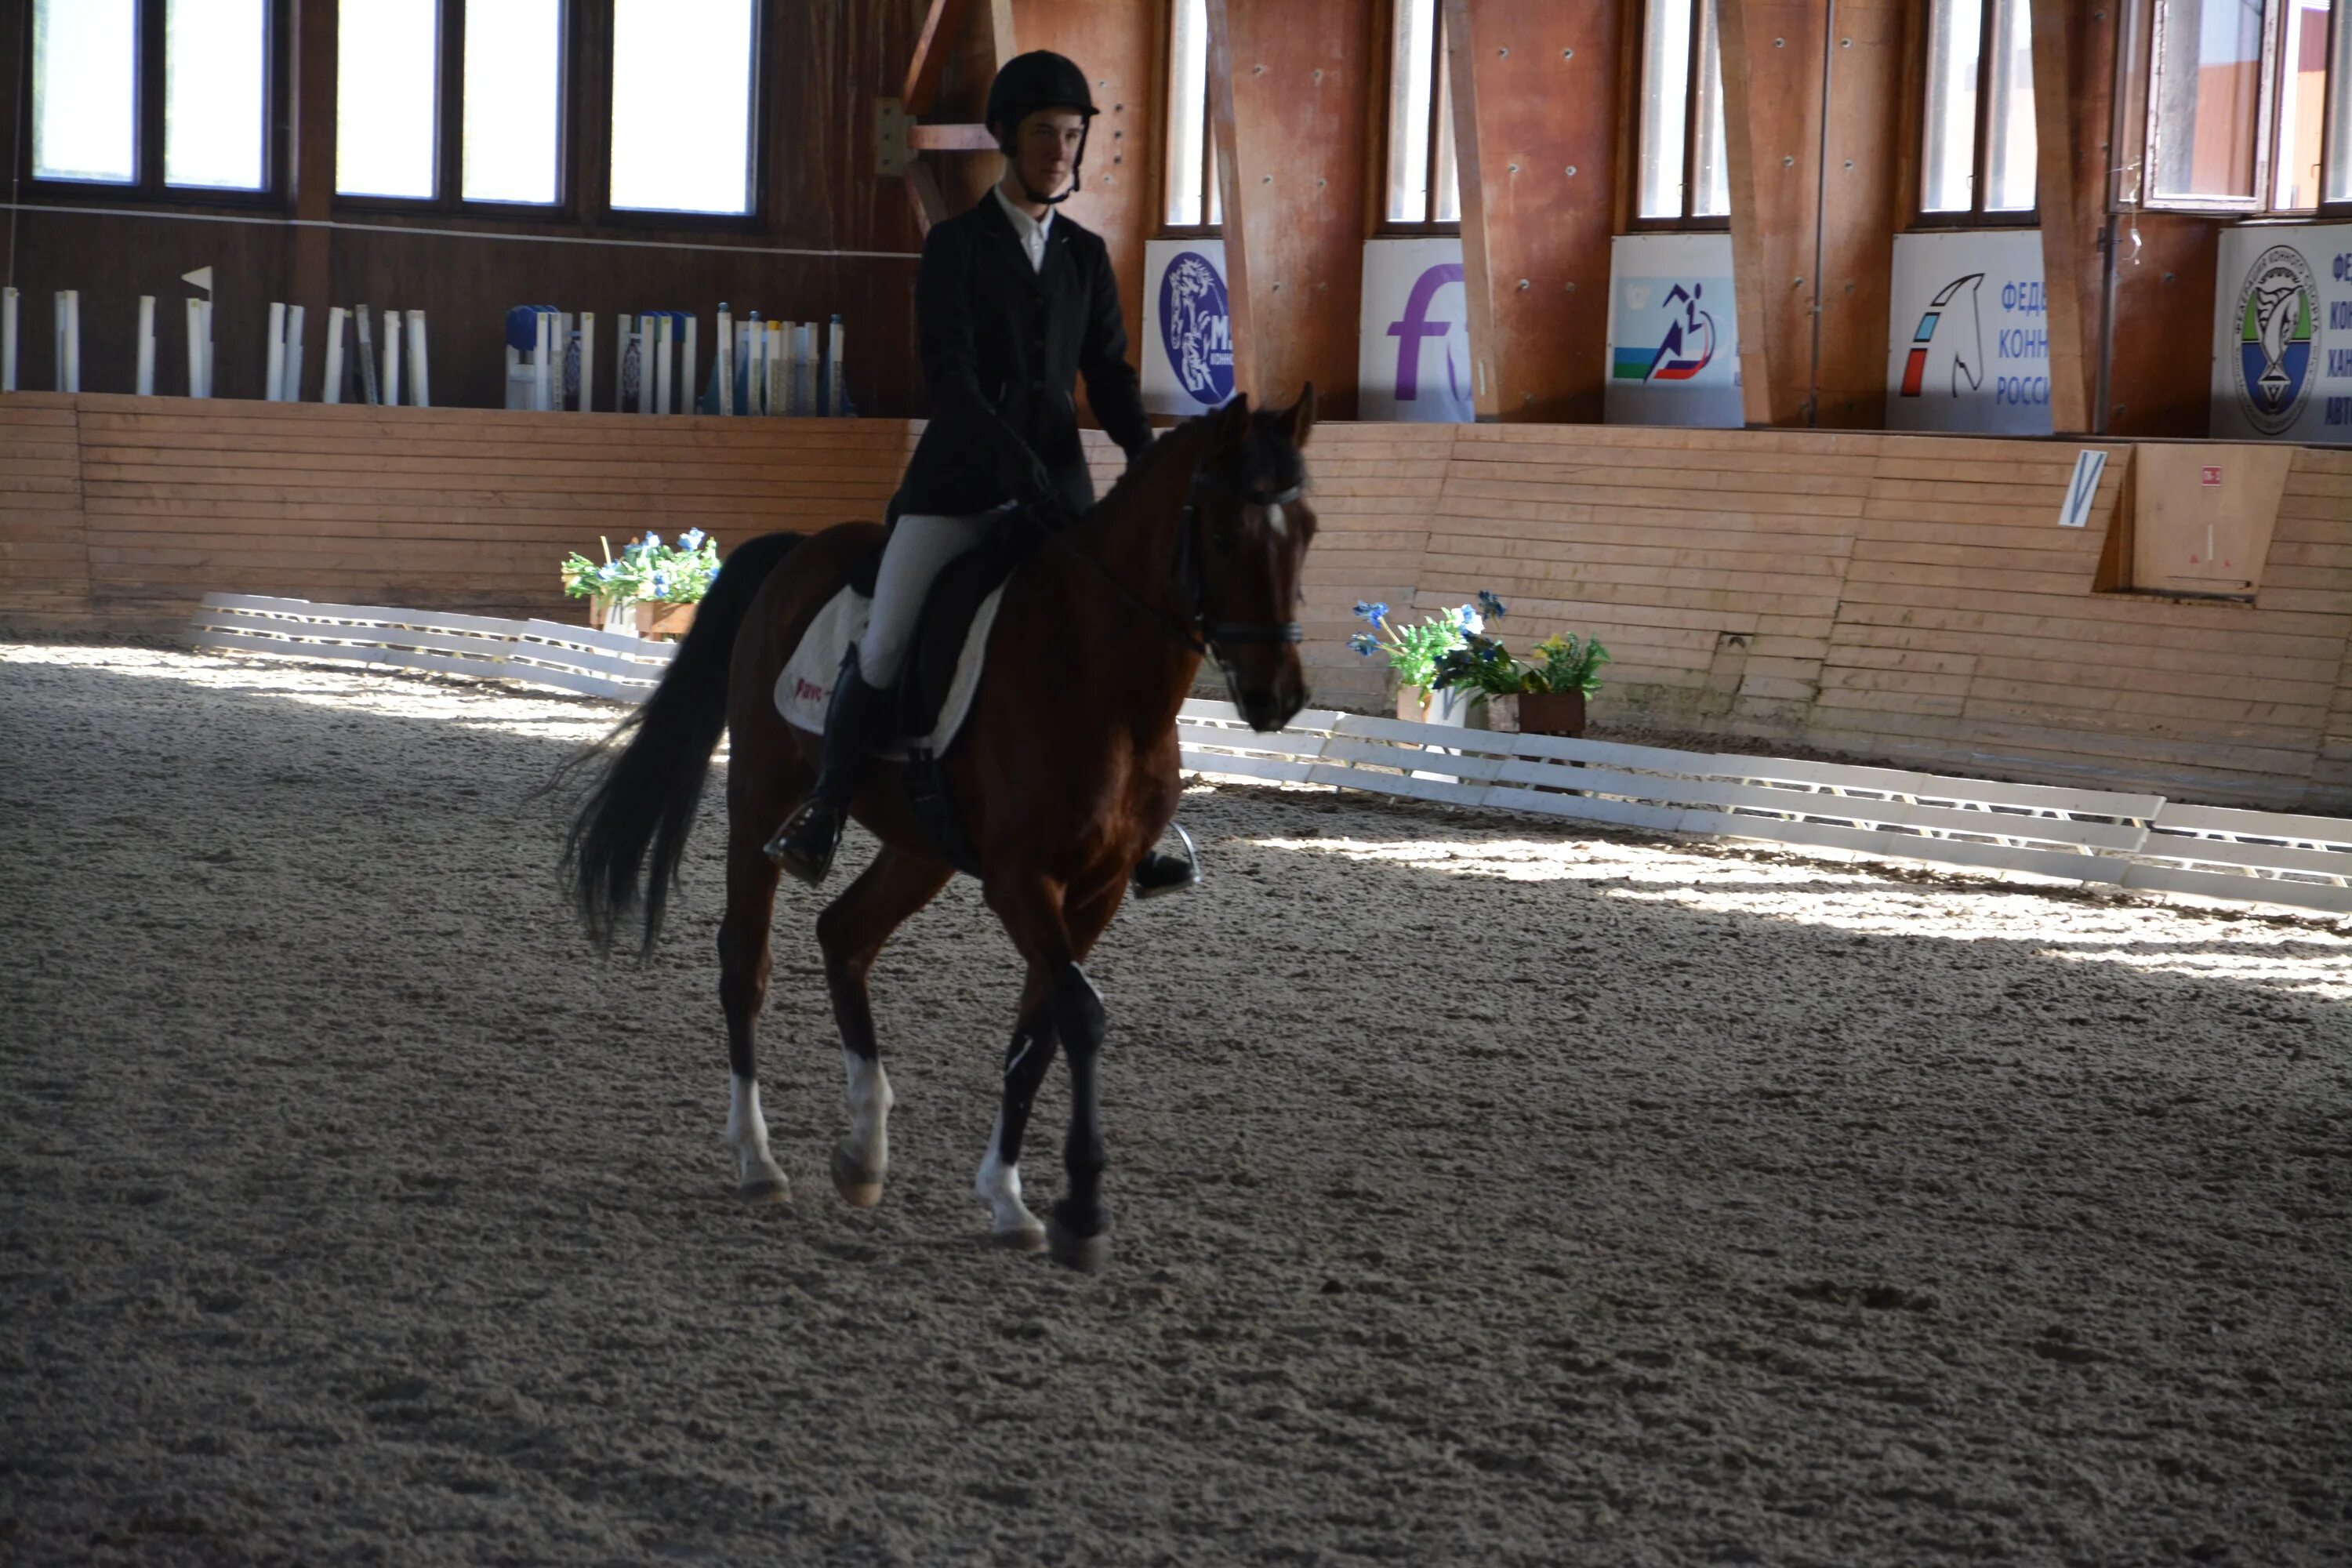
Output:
(1718, 0), (1829, 427)
(1812, 0), (1903, 430)
(904, 0), (972, 115)
(2029, 0), (2106, 435)
(1205, 0), (1375, 412)
(290, 0), (336, 399)
(1443, 0), (1621, 423)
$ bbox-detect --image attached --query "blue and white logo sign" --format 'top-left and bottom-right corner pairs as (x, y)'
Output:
(1145, 243), (1233, 412)
(1884, 230), (2053, 436)
(1602, 233), (1741, 429)
(2211, 222), (2352, 445)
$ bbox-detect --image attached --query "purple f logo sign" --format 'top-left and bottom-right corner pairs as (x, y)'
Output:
(1387, 262), (1465, 401)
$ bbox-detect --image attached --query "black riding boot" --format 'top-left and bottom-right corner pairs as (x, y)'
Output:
(765, 648), (892, 886)
(1131, 825), (1203, 899)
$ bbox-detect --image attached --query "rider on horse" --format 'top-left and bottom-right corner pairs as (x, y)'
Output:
(765, 49), (1196, 897)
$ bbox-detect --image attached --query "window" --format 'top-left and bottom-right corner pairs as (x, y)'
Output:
(337, 0), (567, 208)
(2142, 0), (2349, 212)
(610, 0), (757, 215)
(30, 0), (273, 193)
(1636, 0), (1730, 223)
(1919, 0), (2036, 219)
(1385, 0), (1460, 226)
(1163, 0), (1221, 228)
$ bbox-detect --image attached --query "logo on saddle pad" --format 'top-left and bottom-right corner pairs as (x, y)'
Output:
(1158, 252), (1234, 407)
(775, 584), (1012, 761)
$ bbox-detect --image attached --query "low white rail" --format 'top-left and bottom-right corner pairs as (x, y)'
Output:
(1177, 702), (2352, 916)
(183, 596), (2350, 916)
(187, 593), (677, 702)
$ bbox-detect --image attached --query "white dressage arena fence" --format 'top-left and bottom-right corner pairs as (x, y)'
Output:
(189, 593), (2352, 916)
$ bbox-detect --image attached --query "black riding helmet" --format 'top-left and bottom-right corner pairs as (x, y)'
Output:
(985, 50), (1098, 206)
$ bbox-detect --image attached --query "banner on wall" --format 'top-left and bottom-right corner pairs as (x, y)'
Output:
(1603, 234), (1741, 428)
(1884, 230), (2053, 435)
(1358, 238), (1475, 422)
(1141, 239), (1236, 416)
(2209, 222), (2352, 445)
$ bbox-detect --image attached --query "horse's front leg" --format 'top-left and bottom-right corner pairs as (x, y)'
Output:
(816, 845), (953, 1207)
(985, 870), (1121, 1271)
(975, 980), (1057, 1251)
(720, 817), (791, 1203)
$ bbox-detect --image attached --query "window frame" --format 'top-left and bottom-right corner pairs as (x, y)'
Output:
(2290, 0), (2350, 212)
(1374, 0), (1461, 235)
(1627, 0), (1731, 232)
(1157, 0), (1221, 238)
(332, 0), (586, 223)
(16, 0), (290, 208)
(1911, 0), (2042, 229)
(2132, 0), (2352, 216)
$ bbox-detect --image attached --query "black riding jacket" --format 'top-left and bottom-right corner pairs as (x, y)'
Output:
(898, 192), (1156, 519)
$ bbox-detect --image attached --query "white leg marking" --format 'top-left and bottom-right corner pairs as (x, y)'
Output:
(727, 1074), (789, 1198)
(1265, 500), (1288, 538)
(841, 1050), (893, 1173)
(974, 1109), (1046, 1245)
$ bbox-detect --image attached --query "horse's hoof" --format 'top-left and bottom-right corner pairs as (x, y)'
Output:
(735, 1172), (790, 1205)
(990, 1221), (1049, 1254)
(1046, 1209), (1111, 1272)
(830, 1142), (886, 1209)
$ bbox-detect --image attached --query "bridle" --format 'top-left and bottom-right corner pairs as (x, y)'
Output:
(1024, 460), (1304, 660)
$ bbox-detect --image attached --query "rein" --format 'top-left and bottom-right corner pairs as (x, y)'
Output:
(1020, 463), (1303, 661)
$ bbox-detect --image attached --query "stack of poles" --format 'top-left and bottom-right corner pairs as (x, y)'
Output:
(318, 306), (428, 406)
(1, 286), (17, 392)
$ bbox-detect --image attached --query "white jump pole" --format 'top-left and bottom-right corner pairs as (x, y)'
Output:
(405, 309), (429, 407)
(533, 310), (552, 412)
(354, 305), (378, 405)
(135, 296), (157, 395)
(654, 310), (673, 411)
(263, 302), (286, 401)
(827, 315), (845, 416)
(715, 304), (733, 416)
(771, 321), (789, 416)
(56, 291), (81, 393)
(382, 309), (402, 408)
(746, 312), (764, 415)
(1, 287), (17, 392)
(322, 307), (347, 404)
(578, 311), (595, 413)
(186, 299), (208, 397)
(682, 315), (698, 417)
(199, 299), (214, 399)
(281, 304), (305, 402)
(615, 314), (633, 412)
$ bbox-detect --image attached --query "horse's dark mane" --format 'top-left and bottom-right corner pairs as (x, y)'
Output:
(1094, 404), (1305, 519)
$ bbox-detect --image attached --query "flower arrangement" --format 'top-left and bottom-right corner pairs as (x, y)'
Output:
(1347, 591), (1504, 690)
(559, 529), (720, 606)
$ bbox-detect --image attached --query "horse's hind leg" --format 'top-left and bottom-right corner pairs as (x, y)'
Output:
(720, 826), (792, 1203)
(816, 844), (953, 1207)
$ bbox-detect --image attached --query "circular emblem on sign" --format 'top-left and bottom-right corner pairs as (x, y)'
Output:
(2233, 244), (2320, 436)
(1158, 252), (1234, 406)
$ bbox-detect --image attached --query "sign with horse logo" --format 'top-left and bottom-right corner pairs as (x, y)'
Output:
(2209, 223), (2350, 445)
(1142, 240), (1236, 416)
(1603, 233), (1741, 429)
(1884, 230), (2053, 436)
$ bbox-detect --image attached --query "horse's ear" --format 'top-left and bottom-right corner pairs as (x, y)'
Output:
(1280, 383), (1316, 448)
(1212, 393), (1253, 446)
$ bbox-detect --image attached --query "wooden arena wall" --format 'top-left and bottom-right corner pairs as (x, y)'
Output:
(5, 394), (2348, 811)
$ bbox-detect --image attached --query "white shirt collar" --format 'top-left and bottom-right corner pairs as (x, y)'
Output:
(991, 183), (1053, 270)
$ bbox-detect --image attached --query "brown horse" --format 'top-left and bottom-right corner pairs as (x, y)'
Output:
(564, 388), (1316, 1269)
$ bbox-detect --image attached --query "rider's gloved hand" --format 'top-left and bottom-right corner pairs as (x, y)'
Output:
(1000, 446), (1061, 515)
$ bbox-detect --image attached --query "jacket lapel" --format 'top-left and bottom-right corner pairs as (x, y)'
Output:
(976, 194), (1050, 299)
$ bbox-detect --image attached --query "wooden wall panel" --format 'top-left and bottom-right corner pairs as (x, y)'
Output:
(1443, 0), (1621, 423)
(1208, 0), (1377, 413)
(1297, 423), (1457, 707)
(0, 397), (93, 630)
(2105, 215), (2220, 437)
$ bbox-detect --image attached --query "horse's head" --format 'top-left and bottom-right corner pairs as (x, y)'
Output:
(1187, 386), (1317, 732)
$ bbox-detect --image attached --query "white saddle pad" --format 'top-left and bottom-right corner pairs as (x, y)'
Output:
(773, 583), (1010, 761)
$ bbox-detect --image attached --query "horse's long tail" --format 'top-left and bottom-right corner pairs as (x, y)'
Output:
(561, 530), (804, 955)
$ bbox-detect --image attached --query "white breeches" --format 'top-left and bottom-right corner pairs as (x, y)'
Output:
(858, 509), (1001, 687)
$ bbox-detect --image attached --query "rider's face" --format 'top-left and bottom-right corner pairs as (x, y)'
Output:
(1009, 111), (1086, 200)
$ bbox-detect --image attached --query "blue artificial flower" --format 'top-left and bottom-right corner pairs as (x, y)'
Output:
(1347, 633), (1377, 656)
(1457, 605), (1483, 636)
(1353, 600), (1389, 626)
(652, 572), (670, 597)
(1477, 590), (1507, 620)
(597, 561), (620, 583)
(643, 532), (663, 551)
(680, 528), (708, 550)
